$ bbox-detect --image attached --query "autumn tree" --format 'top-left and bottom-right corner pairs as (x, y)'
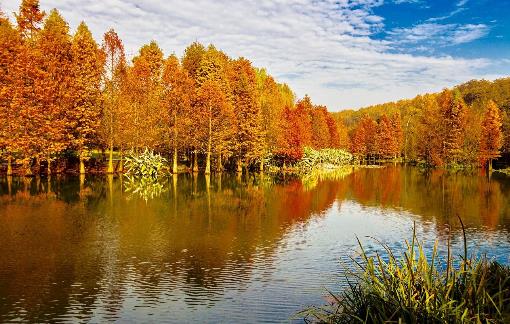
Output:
(275, 106), (303, 166)
(375, 114), (396, 159)
(416, 95), (444, 166)
(325, 112), (340, 148)
(70, 22), (104, 174)
(162, 54), (194, 173)
(37, 9), (75, 174)
(438, 89), (468, 164)
(479, 100), (503, 170)
(390, 112), (403, 158)
(256, 70), (286, 159)
(350, 114), (377, 161)
(311, 106), (331, 149)
(182, 41), (206, 83)
(195, 79), (234, 174)
(335, 117), (350, 150)
(101, 29), (125, 173)
(15, 0), (44, 39)
(124, 41), (164, 150)
(228, 58), (264, 172)
(0, 13), (22, 175)
(12, 0), (45, 175)
(294, 96), (314, 148)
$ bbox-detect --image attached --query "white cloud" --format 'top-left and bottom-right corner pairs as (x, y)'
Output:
(1, 0), (504, 110)
(389, 23), (490, 46)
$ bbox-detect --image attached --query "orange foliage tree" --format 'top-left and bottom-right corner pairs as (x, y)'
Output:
(229, 58), (264, 172)
(162, 54), (194, 173)
(70, 22), (104, 174)
(479, 100), (503, 170)
(0, 14), (22, 175)
(101, 29), (125, 174)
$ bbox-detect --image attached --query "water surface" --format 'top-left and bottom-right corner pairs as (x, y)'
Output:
(0, 166), (509, 323)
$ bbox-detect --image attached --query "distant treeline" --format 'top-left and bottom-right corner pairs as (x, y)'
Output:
(334, 78), (509, 168)
(0, 0), (343, 176)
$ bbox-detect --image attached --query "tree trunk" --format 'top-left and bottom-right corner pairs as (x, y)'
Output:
(193, 151), (199, 173)
(205, 113), (212, 175)
(79, 152), (85, 175)
(216, 153), (222, 173)
(489, 159), (493, 172)
(259, 159), (264, 172)
(236, 159), (242, 173)
(7, 176), (12, 195)
(172, 146), (178, 174)
(7, 156), (13, 176)
(47, 154), (52, 176)
(107, 141), (114, 174)
(24, 159), (32, 177)
(205, 151), (211, 174)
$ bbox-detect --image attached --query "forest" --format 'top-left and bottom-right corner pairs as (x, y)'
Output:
(335, 78), (510, 169)
(0, 0), (508, 176)
(0, 0), (342, 176)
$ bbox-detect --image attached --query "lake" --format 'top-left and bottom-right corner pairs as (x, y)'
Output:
(0, 165), (509, 323)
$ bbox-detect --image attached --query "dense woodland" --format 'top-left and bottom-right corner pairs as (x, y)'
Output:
(335, 78), (509, 169)
(0, 0), (507, 176)
(0, 0), (342, 176)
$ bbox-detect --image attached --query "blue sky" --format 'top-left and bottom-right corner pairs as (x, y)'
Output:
(2, 0), (509, 110)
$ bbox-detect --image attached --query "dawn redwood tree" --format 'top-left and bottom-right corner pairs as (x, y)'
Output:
(70, 22), (103, 174)
(359, 114), (377, 160)
(480, 100), (503, 170)
(375, 114), (396, 159)
(336, 117), (350, 150)
(438, 89), (467, 164)
(229, 58), (264, 172)
(311, 106), (331, 149)
(295, 96), (314, 148)
(185, 44), (232, 172)
(275, 105), (303, 166)
(325, 112), (340, 148)
(101, 29), (126, 174)
(390, 112), (403, 158)
(196, 79), (233, 174)
(416, 94), (444, 166)
(0, 13), (22, 175)
(256, 69), (290, 159)
(125, 41), (164, 150)
(182, 41), (206, 83)
(162, 54), (194, 174)
(15, 0), (44, 39)
(13, 0), (45, 175)
(37, 9), (74, 174)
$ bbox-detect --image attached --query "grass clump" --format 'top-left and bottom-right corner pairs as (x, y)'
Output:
(301, 219), (510, 323)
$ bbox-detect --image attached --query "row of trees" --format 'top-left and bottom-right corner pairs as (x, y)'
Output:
(0, 0), (344, 175)
(336, 85), (507, 169)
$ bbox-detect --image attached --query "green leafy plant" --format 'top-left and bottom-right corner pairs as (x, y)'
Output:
(300, 218), (510, 323)
(123, 149), (167, 179)
(296, 147), (353, 173)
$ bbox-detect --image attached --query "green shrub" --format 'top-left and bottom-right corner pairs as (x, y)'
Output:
(124, 149), (167, 179)
(296, 147), (353, 173)
(300, 220), (510, 323)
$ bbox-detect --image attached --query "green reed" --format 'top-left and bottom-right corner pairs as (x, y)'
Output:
(300, 217), (510, 323)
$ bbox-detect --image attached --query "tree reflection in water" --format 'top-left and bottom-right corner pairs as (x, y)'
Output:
(0, 166), (509, 322)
